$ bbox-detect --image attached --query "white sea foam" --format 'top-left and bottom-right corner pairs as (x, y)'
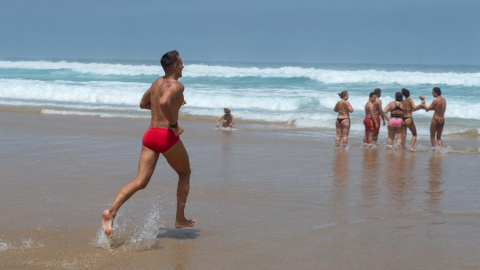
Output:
(1, 60), (479, 135)
(0, 79), (147, 106)
(0, 241), (10, 251)
(1, 60), (479, 86)
(187, 64), (480, 87)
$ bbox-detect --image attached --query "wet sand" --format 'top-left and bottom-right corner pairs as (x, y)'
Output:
(1, 112), (479, 270)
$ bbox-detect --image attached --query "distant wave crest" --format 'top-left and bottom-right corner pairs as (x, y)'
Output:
(1, 60), (479, 86)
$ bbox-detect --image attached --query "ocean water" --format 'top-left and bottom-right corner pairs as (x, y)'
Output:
(1, 59), (479, 137)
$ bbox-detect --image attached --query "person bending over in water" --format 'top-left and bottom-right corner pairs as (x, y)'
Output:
(102, 50), (195, 240)
(363, 92), (380, 147)
(216, 108), (235, 128)
(401, 88), (425, 151)
(420, 87), (447, 151)
(334, 90), (354, 147)
(383, 92), (404, 149)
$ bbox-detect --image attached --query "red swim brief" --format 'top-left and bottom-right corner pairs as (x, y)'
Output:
(142, 127), (180, 153)
(363, 118), (376, 132)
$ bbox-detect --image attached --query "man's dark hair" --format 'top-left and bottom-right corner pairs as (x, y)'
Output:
(401, 88), (410, 98)
(433, 87), (441, 96)
(160, 50), (180, 70)
(369, 92), (376, 98)
(373, 88), (381, 97)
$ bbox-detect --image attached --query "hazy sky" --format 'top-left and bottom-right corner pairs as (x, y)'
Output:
(1, 0), (479, 65)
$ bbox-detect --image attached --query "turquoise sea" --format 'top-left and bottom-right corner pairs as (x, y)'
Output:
(1, 58), (479, 137)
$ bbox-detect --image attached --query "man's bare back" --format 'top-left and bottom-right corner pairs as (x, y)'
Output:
(430, 96), (446, 123)
(142, 77), (186, 130)
(423, 87), (446, 149)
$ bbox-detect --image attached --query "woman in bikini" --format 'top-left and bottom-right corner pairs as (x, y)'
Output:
(401, 88), (425, 151)
(383, 92), (405, 149)
(333, 90), (354, 147)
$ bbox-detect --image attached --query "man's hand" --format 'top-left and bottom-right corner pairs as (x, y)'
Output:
(172, 125), (184, 136)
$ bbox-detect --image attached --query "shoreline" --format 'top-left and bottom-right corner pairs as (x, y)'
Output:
(1, 111), (480, 270)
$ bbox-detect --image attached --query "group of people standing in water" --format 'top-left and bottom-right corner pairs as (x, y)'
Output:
(334, 87), (447, 152)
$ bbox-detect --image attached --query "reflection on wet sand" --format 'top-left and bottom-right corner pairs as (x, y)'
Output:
(332, 148), (349, 223)
(361, 149), (379, 206)
(384, 150), (414, 210)
(220, 130), (233, 182)
(425, 154), (444, 214)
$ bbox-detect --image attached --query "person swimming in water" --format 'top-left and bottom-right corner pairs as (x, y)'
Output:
(383, 92), (404, 149)
(216, 108), (236, 128)
(333, 90), (354, 147)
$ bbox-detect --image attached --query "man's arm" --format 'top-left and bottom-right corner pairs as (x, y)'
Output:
(159, 82), (184, 125)
(425, 99), (437, 112)
(140, 88), (152, 110)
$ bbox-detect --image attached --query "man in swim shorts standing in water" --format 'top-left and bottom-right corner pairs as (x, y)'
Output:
(421, 87), (447, 151)
(102, 50), (195, 239)
(363, 92), (379, 147)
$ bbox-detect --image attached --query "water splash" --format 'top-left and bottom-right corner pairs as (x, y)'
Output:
(0, 241), (10, 251)
(95, 204), (165, 251)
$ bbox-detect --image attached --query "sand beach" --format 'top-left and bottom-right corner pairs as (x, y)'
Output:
(1, 111), (479, 270)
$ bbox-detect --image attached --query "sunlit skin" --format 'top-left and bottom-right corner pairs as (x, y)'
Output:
(334, 92), (354, 147)
(102, 53), (195, 240)
(421, 88), (447, 150)
(363, 95), (379, 146)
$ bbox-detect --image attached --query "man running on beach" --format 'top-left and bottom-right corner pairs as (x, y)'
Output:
(363, 92), (379, 147)
(420, 87), (447, 151)
(102, 50), (195, 239)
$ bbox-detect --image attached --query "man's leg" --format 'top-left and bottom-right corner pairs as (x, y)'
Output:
(162, 140), (196, 229)
(102, 146), (159, 239)
(430, 120), (437, 149)
(436, 121), (445, 149)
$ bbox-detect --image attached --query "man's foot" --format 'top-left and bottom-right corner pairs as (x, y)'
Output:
(175, 218), (196, 229)
(102, 209), (114, 239)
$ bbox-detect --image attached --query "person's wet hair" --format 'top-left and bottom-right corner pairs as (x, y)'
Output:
(374, 88), (381, 97)
(395, 92), (403, 102)
(402, 88), (410, 98)
(433, 87), (441, 96)
(160, 50), (180, 69)
(338, 91), (348, 98)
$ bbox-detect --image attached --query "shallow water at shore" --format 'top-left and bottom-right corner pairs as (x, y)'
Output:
(1, 112), (479, 269)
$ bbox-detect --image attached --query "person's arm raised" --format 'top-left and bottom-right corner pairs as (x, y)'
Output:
(425, 99), (437, 112)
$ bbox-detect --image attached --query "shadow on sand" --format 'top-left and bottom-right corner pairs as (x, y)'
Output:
(156, 228), (201, 240)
